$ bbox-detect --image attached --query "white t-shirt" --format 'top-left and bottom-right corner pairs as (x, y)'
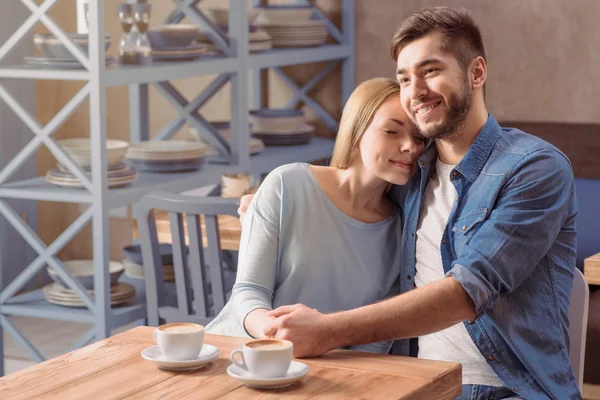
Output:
(415, 158), (505, 386)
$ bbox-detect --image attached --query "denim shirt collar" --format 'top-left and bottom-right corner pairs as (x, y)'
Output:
(455, 114), (502, 183)
(418, 114), (503, 183)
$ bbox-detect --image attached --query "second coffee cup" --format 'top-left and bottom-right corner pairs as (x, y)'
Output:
(230, 338), (293, 378)
(154, 322), (204, 361)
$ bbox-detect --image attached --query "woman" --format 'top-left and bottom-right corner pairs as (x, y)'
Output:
(206, 77), (425, 353)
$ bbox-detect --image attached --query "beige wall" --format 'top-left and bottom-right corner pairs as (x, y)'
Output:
(355, 0), (600, 124)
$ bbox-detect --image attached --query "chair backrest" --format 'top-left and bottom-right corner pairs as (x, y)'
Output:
(569, 267), (589, 390)
(136, 191), (240, 327)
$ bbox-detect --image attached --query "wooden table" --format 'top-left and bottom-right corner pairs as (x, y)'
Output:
(584, 252), (600, 285)
(0, 326), (462, 399)
(132, 212), (242, 251)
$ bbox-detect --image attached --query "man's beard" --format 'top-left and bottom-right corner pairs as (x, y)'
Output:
(417, 80), (472, 141)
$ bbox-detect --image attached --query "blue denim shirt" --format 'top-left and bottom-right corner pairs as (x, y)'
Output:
(390, 115), (579, 399)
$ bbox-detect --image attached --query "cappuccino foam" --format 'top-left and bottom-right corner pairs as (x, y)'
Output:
(159, 323), (203, 333)
(246, 339), (290, 350)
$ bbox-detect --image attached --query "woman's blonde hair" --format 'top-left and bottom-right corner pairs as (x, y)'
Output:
(330, 77), (400, 168)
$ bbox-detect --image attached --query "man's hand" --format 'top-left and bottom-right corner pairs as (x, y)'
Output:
(263, 304), (339, 357)
(237, 194), (254, 224)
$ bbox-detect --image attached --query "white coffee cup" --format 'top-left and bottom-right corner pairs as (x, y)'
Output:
(230, 338), (293, 378)
(153, 322), (204, 361)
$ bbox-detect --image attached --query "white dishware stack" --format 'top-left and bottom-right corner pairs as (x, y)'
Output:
(125, 140), (209, 173)
(27, 33), (115, 69)
(197, 8), (272, 55)
(254, 5), (327, 48)
(47, 138), (137, 188)
(188, 122), (265, 157)
(147, 24), (206, 62)
(249, 108), (314, 146)
(44, 260), (136, 308)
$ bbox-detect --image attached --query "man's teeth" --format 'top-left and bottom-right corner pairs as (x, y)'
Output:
(417, 103), (438, 115)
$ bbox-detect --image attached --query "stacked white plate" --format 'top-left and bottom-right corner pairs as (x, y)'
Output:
(151, 43), (207, 62)
(254, 20), (327, 47)
(198, 29), (272, 55)
(43, 282), (136, 308)
(48, 138), (136, 188)
(250, 108), (314, 146)
(189, 122), (264, 155)
(188, 123), (264, 157)
(123, 258), (175, 282)
(46, 163), (137, 188)
(126, 140), (209, 173)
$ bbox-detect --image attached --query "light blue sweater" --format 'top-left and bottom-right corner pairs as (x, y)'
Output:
(206, 163), (402, 353)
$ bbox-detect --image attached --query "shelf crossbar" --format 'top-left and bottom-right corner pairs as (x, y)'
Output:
(0, 82), (92, 191)
(153, 81), (231, 161)
(0, 202), (95, 312)
(0, 315), (45, 363)
(154, 73), (230, 142)
(273, 66), (338, 131)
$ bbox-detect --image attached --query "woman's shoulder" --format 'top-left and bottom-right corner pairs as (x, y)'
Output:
(261, 162), (313, 189)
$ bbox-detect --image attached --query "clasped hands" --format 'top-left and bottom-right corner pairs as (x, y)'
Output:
(262, 303), (338, 358)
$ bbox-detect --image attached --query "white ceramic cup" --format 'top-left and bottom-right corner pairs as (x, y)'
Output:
(153, 323), (204, 361)
(230, 338), (293, 378)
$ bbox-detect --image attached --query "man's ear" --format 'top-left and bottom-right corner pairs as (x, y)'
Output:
(471, 56), (487, 89)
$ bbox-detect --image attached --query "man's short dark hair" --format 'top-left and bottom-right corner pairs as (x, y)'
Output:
(390, 7), (486, 72)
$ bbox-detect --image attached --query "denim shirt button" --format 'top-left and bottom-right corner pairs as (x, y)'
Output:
(406, 275), (412, 281)
(467, 320), (474, 324)
(442, 239), (446, 244)
(452, 171), (458, 177)
(513, 387), (519, 392)
(487, 355), (494, 361)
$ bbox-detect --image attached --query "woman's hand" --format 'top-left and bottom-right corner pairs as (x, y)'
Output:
(244, 308), (273, 338)
(264, 304), (339, 357)
(238, 194), (255, 225)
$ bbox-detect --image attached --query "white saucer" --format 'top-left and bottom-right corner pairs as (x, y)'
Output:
(227, 360), (309, 389)
(141, 344), (219, 371)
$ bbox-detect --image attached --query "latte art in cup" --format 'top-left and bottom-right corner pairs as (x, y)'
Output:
(230, 339), (293, 378)
(160, 323), (203, 334)
(154, 323), (204, 361)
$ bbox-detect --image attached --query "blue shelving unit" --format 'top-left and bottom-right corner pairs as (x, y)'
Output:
(0, 0), (354, 375)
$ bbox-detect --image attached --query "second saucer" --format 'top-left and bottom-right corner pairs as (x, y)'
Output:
(141, 344), (219, 371)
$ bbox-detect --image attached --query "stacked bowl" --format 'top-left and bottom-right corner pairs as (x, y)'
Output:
(27, 33), (115, 69)
(125, 140), (208, 173)
(147, 24), (206, 62)
(47, 138), (137, 188)
(44, 260), (136, 308)
(250, 109), (314, 146)
(254, 5), (327, 47)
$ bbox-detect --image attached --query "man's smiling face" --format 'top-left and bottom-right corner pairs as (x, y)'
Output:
(395, 31), (472, 140)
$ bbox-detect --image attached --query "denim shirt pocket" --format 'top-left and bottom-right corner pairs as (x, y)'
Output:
(451, 208), (488, 253)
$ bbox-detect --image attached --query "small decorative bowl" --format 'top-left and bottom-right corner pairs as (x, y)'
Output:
(147, 24), (199, 49)
(33, 33), (111, 59)
(57, 138), (129, 168)
(47, 260), (124, 290)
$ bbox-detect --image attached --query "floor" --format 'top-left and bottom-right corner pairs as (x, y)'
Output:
(2, 316), (135, 375)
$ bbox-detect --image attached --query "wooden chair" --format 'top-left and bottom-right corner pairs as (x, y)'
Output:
(136, 191), (239, 326)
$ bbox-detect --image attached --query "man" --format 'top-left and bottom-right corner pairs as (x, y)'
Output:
(238, 7), (579, 399)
